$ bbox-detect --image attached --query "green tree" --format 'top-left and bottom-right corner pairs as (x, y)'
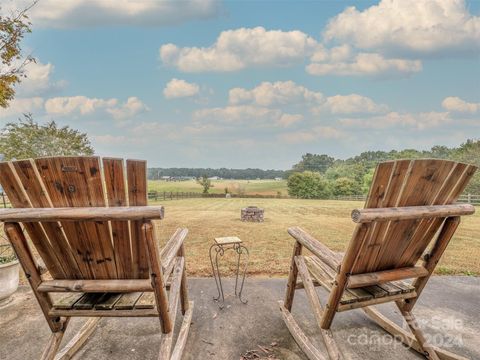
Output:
(1, 1), (37, 108)
(0, 114), (94, 160)
(287, 171), (331, 199)
(453, 139), (480, 193)
(331, 177), (362, 196)
(361, 168), (375, 194)
(196, 175), (212, 194)
(325, 162), (368, 184)
(430, 145), (452, 159)
(292, 153), (335, 173)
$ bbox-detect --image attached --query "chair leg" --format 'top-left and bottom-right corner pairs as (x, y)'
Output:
(159, 258), (184, 360)
(284, 241), (302, 311)
(363, 306), (468, 360)
(177, 246), (189, 315)
(295, 256), (343, 360)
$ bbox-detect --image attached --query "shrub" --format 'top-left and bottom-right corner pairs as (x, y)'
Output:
(332, 177), (362, 196)
(287, 171), (331, 199)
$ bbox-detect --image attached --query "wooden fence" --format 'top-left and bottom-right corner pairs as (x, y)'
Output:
(148, 191), (203, 201)
(0, 192), (8, 208)
(458, 194), (480, 205)
(334, 193), (480, 205)
(147, 191), (289, 200)
(1, 191), (479, 207)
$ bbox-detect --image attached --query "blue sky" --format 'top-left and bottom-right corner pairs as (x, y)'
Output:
(1, 0), (479, 169)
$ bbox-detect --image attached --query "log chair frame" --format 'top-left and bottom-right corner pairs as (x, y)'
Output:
(0, 157), (194, 360)
(4, 215), (193, 360)
(279, 159), (477, 360)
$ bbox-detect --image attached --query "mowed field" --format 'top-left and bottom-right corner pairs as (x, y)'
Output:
(151, 198), (480, 277)
(149, 179), (288, 196)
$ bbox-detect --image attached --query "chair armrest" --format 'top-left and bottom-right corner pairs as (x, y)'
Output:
(0, 206), (164, 222)
(287, 226), (342, 271)
(160, 228), (188, 274)
(351, 204), (474, 223)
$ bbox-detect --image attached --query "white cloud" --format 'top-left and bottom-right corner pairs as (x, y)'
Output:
(310, 44), (353, 63)
(339, 111), (451, 130)
(194, 105), (281, 124)
(44, 96), (148, 120)
(323, 0), (480, 56)
(0, 97), (44, 118)
(278, 114), (304, 127)
(45, 96), (118, 115)
(107, 97), (149, 120)
(183, 123), (226, 135)
(4, 0), (219, 28)
(160, 1), (477, 77)
(163, 79), (199, 99)
(307, 52), (422, 76)
(229, 81), (323, 106)
(160, 27), (318, 72)
(228, 81), (386, 115)
(91, 134), (128, 146)
(278, 126), (345, 144)
(8, 59), (65, 96)
(442, 97), (479, 113)
(193, 105), (302, 128)
(315, 94), (389, 114)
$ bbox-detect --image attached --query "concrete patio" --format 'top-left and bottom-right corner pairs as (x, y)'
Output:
(0, 276), (479, 360)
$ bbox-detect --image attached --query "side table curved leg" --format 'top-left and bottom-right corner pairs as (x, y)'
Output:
(209, 244), (225, 308)
(235, 244), (249, 304)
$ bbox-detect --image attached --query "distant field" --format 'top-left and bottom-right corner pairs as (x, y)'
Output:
(5, 198), (478, 285)
(151, 198), (480, 277)
(148, 179), (288, 196)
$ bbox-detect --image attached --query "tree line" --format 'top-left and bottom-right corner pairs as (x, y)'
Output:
(0, 116), (477, 200)
(147, 167), (286, 180)
(287, 141), (480, 198)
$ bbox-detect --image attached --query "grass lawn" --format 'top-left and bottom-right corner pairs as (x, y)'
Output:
(148, 179), (288, 196)
(152, 198), (480, 277)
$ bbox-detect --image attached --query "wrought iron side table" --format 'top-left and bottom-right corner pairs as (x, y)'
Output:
(209, 236), (249, 309)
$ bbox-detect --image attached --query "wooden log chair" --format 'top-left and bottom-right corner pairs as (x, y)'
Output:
(0, 157), (193, 360)
(279, 159), (477, 360)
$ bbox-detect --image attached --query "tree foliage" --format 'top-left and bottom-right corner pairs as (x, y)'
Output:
(0, 114), (94, 160)
(287, 171), (331, 199)
(196, 175), (213, 194)
(452, 140), (480, 193)
(0, 1), (36, 108)
(289, 139), (480, 196)
(292, 153), (335, 173)
(331, 177), (361, 197)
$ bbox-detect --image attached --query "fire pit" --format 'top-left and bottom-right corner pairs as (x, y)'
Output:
(241, 206), (264, 222)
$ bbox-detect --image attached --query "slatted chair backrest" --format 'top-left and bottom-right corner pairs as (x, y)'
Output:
(0, 156), (150, 280)
(349, 159), (477, 275)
